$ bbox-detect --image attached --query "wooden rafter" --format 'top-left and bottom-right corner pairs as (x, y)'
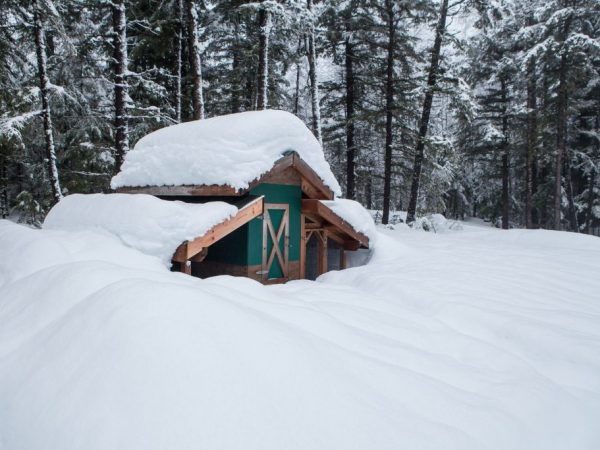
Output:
(173, 196), (264, 263)
(301, 199), (369, 249)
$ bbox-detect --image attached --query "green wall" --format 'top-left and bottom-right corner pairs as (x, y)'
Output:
(248, 183), (302, 265)
(205, 183), (302, 269)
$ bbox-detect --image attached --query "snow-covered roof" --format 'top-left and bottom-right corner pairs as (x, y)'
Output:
(43, 194), (237, 265)
(321, 198), (377, 243)
(111, 110), (342, 196)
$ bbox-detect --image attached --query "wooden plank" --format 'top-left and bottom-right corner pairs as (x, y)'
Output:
(292, 153), (334, 200)
(186, 196), (264, 257)
(317, 231), (328, 275)
(246, 154), (295, 192)
(181, 260), (192, 275)
(173, 196), (264, 262)
(340, 250), (347, 270)
(263, 203), (289, 280)
(300, 214), (306, 279)
(301, 199), (369, 248)
(116, 184), (240, 196)
(301, 178), (325, 200)
(283, 206), (289, 278)
(190, 247), (208, 262)
(324, 228), (345, 245)
(173, 242), (188, 262)
(262, 209), (269, 281)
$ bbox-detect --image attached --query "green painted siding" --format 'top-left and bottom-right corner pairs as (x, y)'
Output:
(204, 223), (248, 265)
(204, 183), (302, 269)
(248, 183), (302, 266)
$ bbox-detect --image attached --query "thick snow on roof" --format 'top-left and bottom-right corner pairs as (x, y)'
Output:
(321, 198), (376, 242)
(43, 194), (237, 265)
(111, 110), (342, 196)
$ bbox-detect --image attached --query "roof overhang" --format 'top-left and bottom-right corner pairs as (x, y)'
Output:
(116, 152), (334, 200)
(301, 199), (369, 250)
(172, 195), (264, 263)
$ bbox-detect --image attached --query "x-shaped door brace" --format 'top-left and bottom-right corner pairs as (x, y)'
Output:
(262, 204), (289, 280)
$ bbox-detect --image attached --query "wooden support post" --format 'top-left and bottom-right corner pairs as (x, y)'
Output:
(340, 250), (347, 270)
(181, 259), (192, 275)
(317, 231), (328, 276)
(300, 213), (306, 279)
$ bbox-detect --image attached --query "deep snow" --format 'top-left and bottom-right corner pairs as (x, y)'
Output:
(110, 110), (342, 196)
(0, 218), (599, 450)
(43, 193), (237, 265)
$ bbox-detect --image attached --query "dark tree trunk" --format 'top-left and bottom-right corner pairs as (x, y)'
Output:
(525, 57), (537, 229)
(564, 152), (578, 231)
(501, 78), (509, 230)
(112, 0), (129, 174)
(231, 19), (242, 114)
(176, 0), (184, 122)
(554, 13), (572, 230)
(0, 146), (8, 218)
(554, 52), (568, 230)
(585, 168), (595, 234)
(293, 37), (302, 115)
(405, 0), (449, 224)
(256, 7), (272, 110)
(186, 0), (205, 120)
(34, 0), (62, 202)
(365, 174), (372, 210)
(345, 38), (356, 200)
(307, 0), (322, 143)
(381, 0), (395, 225)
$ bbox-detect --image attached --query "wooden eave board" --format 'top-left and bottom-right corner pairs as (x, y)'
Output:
(115, 152), (334, 201)
(173, 196), (264, 262)
(301, 199), (369, 249)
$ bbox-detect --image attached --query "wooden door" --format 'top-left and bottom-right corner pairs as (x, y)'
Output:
(262, 203), (290, 282)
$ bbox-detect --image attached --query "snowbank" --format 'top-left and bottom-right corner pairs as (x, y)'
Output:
(413, 213), (463, 233)
(321, 198), (377, 242)
(111, 110), (342, 196)
(1, 219), (600, 450)
(43, 193), (237, 265)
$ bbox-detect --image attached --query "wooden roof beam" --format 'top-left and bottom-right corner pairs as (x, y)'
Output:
(301, 199), (369, 249)
(173, 196), (264, 262)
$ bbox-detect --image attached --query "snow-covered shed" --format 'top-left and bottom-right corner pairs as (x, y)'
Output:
(111, 110), (370, 283)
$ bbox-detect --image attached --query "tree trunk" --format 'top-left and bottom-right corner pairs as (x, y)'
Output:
(564, 152), (578, 231)
(112, 0), (129, 174)
(345, 38), (356, 200)
(554, 52), (568, 230)
(365, 173), (372, 210)
(0, 146), (8, 218)
(381, 0), (395, 225)
(293, 37), (302, 115)
(584, 168), (595, 234)
(501, 78), (509, 230)
(256, 7), (272, 110)
(231, 19), (242, 114)
(186, 0), (205, 120)
(307, 0), (322, 143)
(33, 0), (62, 202)
(405, 0), (449, 224)
(525, 57), (537, 229)
(175, 0), (184, 122)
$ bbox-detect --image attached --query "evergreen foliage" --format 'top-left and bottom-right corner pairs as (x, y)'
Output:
(0, 0), (598, 233)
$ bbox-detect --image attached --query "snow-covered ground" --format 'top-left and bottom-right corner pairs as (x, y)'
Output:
(1, 218), (599, 449)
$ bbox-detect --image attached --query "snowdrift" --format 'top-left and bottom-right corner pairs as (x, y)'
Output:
(43, 193), (237, 265)
(1, 219), (600, 450)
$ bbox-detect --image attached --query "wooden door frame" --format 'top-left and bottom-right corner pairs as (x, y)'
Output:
(262, 203), (290, 282)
